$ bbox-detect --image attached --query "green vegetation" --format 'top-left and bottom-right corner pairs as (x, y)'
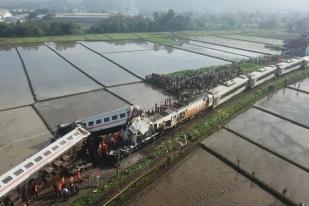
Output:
(72, 67), (309, 206)
(240, 63), (263, 73)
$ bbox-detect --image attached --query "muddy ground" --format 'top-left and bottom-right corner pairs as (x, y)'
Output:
(126, 148), (283, 206)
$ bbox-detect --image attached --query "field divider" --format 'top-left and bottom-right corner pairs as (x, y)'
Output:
(253, 105), (309, 130)
(15, 47), (37, 102)
(44, 43), (106, 88)
(174, 36), (273, 55)
(188, 42), (252, 58)
(145, 39), (234, 63)
(79, 42), (145, 81)
(199, 142), (297, 206)
(0, 104), (33, 113)
(214, 35), (272, 45)
(287, 86), (309, 95)
(31, 104), (55, 136)
(224, 127), (309, 173)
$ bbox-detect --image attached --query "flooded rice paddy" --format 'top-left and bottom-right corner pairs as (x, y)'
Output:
(190, 36), (281, 55)
(289, 77), (309, 93)
(35, 89), (128, 129)
(18, 45), (100, 100)
(188, 40), (262, 58)
(256, 88), (309, 127)
(0, 106), (51, 175)
(177, 43), (247, 62)
(217, 34), (283, 45)
(128, 148), (283, 206)
(82, 40), (155, 54)
(226, 108), (309, 168)
(47, 42), (141, 86)
(203, 129), (309, 205)
(109, 82), (173, 110)
(0, 47), (34, 110)
(104, 48), (229, 77)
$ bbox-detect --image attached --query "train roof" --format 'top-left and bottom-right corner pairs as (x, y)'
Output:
(79, 106), (129, 122)
(248, 65), (277, 79)
(0, 126), (90, 199)
(277, 58), (303, 68)
(209, 75), (249, 96)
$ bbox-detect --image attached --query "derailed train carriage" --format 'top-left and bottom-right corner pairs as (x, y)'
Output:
(1, 56), (309, 205)
(123, 56), (309, 147)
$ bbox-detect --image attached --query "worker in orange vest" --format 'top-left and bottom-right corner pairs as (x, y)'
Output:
(76, 169), (82, 183)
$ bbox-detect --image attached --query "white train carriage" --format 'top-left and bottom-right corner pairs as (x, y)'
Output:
(276, 58), (304, 76)
(0, 127), (90, 200)
(302, 56), (309, 67)
(79, 107), (130, 133)
(248, 65), (277, 88)
(209, 75), (249, 108)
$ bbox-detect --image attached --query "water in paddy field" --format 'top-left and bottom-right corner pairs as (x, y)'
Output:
(178, 43), (247, 62)
(289, 78), (309, 93)
(256, 88), (309, 127)
(18, 44), (101, 100)
(0, 47), (34, 110)
(0, 106), (51, 175)
(226, 108), (309, 169)
(46, 42), (141, 86)
(104, 48), (229, 78)
(217, 34), (283, 45)
(82, 40), (156, 54)
(190, 36), (281, 55)
(203, 129), (309, 205)
(108, 82), (173, 110)
(128, 148), (283, 206)
(35, 89), (128, 129)
(188, 40), (262, 58)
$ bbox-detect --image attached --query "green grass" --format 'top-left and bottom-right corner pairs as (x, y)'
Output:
(72, 68), (309, 206)
(240, 63), (263, 73)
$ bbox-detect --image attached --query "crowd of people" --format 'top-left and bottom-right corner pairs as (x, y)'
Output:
(146, 55), (282, 99)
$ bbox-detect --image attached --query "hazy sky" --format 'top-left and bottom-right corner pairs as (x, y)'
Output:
(1, 0), (309, 12)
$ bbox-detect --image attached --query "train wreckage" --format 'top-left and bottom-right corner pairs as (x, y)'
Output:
(1, 56), (309, 205)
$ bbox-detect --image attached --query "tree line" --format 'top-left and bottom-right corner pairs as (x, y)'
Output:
(0, 21), (82, 37)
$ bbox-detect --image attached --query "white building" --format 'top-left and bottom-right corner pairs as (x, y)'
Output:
(0, 9), (12, 19)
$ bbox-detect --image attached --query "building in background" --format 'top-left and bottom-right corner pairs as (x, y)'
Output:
(0, 9), (12, 19)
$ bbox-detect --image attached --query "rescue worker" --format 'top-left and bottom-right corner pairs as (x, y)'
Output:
(33, 183), (39, 199)
(69, 175), (75, 194)
(76, 169), (82, 183)
(101, 141), (109, 156)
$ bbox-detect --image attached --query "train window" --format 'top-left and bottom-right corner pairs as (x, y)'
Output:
(120, 113), (126, 118)
(73, 132), (79, 136)
(2, 176), (13, 184)
(88, 121), (94, 127)
(82, 123), (86, 127)
(112, 115), (118, 120)
(24, 162), (34, 169)
(66, 136), (73, 141)
(34, 156), (43, 162)
(96, 119), (102, 124)
(256, 71), (276, 81)
(221, 82), (247, 99)
(52, 145), (59, 151)
(60, 140), (66, 145)
(104, 117), (110, 122)
(44, 150), (51, 156)
(14, 169), (24, 176)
